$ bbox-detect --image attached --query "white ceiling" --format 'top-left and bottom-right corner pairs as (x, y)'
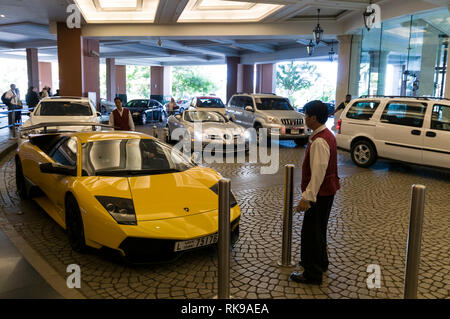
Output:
(0, 0), (447, 66)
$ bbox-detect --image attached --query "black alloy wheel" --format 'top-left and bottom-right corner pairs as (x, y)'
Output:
(66, 195), (87, 253)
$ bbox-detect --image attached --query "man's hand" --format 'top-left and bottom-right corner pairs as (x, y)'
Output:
(295, 198), (311, 212)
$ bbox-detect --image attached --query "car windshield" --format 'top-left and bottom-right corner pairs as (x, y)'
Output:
(81, 138), (195, 177)
(254, 98), (294, 111)
(38, 101), (92, 116)
(184, 111), (228, 123)
(197, 98), (225, 108)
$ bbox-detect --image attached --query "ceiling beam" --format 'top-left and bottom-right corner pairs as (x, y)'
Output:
(0, 22), (56, 40)
(211, 39), (276, 53)
(140, 39), (239, 57)
(154, 0), (190, 24)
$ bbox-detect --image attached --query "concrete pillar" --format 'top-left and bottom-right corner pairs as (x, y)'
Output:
(418, 27), (440, 97)
(106, 58), (116, 101)
(83, 38), (100, 109)
(348, 35), (362, 98)
(26, 48), (39, 90)
(150, 66), (164, 97)
(163, 66), (172, 97)
(38, 62), (52, 91)
(255, 63), (275, 94)
(227, 57), (240, 103)
(237, 64), (254, 94)
(445, 55), (450, 99)
(57, 22), (83, 96)
(57, 23), (100, 109)
(115, 65), (127, 95)
(377, 51), (389, 96)
(336, 35), (353, 124)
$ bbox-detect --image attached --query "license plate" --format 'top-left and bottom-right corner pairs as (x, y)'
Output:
(291, 129), (300, 134)
(174, 233), (218, 252)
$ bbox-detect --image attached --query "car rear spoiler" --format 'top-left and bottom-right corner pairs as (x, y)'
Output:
(20, 122), (113, 133)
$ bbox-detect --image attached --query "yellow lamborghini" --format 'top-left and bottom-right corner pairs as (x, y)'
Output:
(15, 128), (240, 262)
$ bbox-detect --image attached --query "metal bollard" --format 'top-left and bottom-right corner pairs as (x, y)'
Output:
(11, 108), (16, 139)
(152, 125), (157, 137)
(218, 178), (231, 299)
(404, 184), (426, 299)
(278, 164), (295, 267)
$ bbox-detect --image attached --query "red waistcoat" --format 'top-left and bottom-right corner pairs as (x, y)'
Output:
(301, 128), (340, 197)
(112, 108), (131, 131)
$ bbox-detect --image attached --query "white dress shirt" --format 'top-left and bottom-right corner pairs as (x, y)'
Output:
(109, 108), (135, 131)
(302, 124), (330, 203)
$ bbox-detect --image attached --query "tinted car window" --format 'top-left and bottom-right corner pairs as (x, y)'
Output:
(38, 102), (92, 116)
(241, 97), (253, 109)
(346, 101), (379, 120)
(52, 137), (77, 166)
(431, 104), (450, 132)
(197, 98), (225, 108)
(254, 98), (293, 111)
(229, 96), (240, 108)
(380, 102), (426, 128)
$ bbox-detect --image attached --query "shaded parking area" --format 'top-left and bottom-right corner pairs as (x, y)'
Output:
(0, 126), (448, 299)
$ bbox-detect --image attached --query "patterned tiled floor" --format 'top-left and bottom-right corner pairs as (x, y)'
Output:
(0, 130), (449, 299)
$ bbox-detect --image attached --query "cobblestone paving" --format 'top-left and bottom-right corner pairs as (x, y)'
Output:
(0, 139), (449, 299)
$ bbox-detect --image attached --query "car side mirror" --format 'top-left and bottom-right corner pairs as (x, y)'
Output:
(225, 114), (231, 121)
(96, 112), (101, 117)
(174, 114), (181, 120)
(245, 105), (254, 112)
(39, 163), (77, 176)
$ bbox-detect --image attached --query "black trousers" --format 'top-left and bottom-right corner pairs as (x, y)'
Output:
(300, 194), (335, 281)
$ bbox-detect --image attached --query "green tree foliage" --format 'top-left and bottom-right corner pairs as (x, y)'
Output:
(276, 62), (320, 107)
(126, 65), (150, 99)
(172, 66), (218, 98)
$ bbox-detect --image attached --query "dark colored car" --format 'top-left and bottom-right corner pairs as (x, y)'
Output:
(125, 99), (165, 125)
(298, 102), (335, 116)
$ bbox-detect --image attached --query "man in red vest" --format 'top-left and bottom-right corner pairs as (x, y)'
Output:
(290, 100), (340, 285)
(109, 97), (135, 131)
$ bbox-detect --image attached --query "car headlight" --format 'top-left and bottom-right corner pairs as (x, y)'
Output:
(267, 116), (279, 124)
(132, 112), (140, 116)
(209, 183), (238, 208)
(95, 196), (137, 225)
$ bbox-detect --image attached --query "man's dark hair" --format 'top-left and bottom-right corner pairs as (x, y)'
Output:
(303, 100), (329, 124)
(114, 97), (122, 102)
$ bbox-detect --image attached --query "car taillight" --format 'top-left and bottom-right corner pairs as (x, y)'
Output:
(336, 119), (342, 134)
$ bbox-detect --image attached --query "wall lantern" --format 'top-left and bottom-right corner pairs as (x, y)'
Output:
(363, 0), (377, 31)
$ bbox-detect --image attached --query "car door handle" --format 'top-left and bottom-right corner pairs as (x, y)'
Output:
(411, 130), (421, 136)
(426, 131), (436, 138)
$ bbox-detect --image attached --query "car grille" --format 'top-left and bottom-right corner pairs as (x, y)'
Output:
(281, 118), (303, 126)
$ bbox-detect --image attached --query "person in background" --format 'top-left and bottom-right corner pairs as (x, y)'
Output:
(290, 100), (340, 285)
(167, 97), (176, 116)
(2, 84), (20, 128)
(26, 86), (40, 112)
(329, 94), (352, 117)
(40, 86), (49, 98)
(109, 97), (135, 131)
(14, 87), (22, 123)
(54, 89), (60, 96)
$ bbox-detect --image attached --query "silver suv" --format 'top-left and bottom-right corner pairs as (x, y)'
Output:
(226, 93), (311, 145)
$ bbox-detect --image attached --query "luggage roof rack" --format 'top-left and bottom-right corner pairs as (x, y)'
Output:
(359, 95), (450, 101)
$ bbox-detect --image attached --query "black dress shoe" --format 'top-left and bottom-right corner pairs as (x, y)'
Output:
(289, 272), (322, 285)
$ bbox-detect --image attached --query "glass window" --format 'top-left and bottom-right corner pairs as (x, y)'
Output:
(254, 98), (293, 111)
(52, 137), (78, 166)
(184, 111), (227, 123)
(196, 98), (225, 108)
(81, 138), (194, 177)
(241, 97), (253, 108)
(38, 102), (92, 116)
(431, 104), (450, 132)
(380, 102), (426, 127)
(346, 101), (380, 120)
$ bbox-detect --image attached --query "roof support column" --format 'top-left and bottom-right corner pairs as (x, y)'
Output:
(26, 48), (39, 90)
(115, 65), (127, 95)
(227, 57), (240, 103)
(38, 62), (52, 92)
(335, 35), (353, 123)
(238, 64), (254, 94)
(106, 58), (116, 102)
(255, 63), (275, 94)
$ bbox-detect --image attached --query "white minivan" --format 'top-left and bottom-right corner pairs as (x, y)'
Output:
(336, 96), (450, 169)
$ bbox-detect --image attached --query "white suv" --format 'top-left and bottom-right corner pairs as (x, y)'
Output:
(336, 96), (450, 169)
(226, 93), (311, 145)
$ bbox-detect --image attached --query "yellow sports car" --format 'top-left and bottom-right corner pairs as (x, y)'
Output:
(15, 129), (240, 262)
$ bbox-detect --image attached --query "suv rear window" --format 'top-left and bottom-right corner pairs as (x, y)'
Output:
(346, 101), (379, 120)
(381, 102), (426, 128)
(38, 102), (92, 116)
(197, 98), (224, 108)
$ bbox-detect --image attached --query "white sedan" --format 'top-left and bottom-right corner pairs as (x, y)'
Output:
(166, 110), (249, 153)
(20, 96), (101, 143)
